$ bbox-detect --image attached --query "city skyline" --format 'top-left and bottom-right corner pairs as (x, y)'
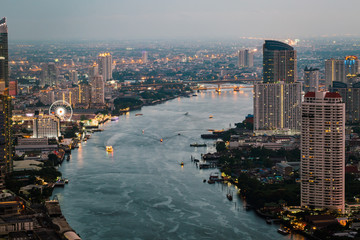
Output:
(2, 0), (360, 41)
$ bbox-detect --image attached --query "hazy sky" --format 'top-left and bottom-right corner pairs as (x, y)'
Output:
(2, 0), (360, 41)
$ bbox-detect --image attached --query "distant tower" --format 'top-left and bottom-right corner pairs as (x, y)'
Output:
(238, 49), (253, 68)
(345, 56), (360, 82)
(142, 51), (148, 64)
(263, 40), (297, 83)
(301, 91), (345, 212)
(78, 82), (91, 105)
(98, 53), (112, 81)
(303, 66), (319, 93)
(0, 17), (8, 93)
(91, 75), (105, 104)
(40, 63), (59, 87)
(325, 59), (346, 90)
(88, 62), (98, 82)
(9, 80), (17, 96)
(69, 70), (78, 84)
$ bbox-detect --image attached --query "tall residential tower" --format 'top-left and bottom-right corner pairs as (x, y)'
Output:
(263, 40), (297, 83)
(254, 40), (301, 135)
(301, 91), (345, 212)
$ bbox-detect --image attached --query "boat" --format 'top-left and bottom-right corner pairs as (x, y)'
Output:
(266, 218), (272, 224)
(277, 228), (289, 235)
(66, 155), (70, 161)
(203, 179), (206, 183)
(192, 94), (198, 96)
(209, 115), (213, 119)
(207, 179), (215, 184)
(209, 172), (219, 180)
(54, 178), (65, 187)
(111, 116), (119, 121)
(106, 146), (113, 152)
(184, 112), (189, 115)
(135, 113), (143, 116)
(64, 179), (69, 184)
(190, 143), (207, 147)
(160, 139), (163, 142)
(180, 162), (184, 166)
(234, 86), (240, 91)
(226, 193), (233, 201)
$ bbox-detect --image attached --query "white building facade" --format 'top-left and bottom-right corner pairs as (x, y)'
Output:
(301, 91), (345, 212)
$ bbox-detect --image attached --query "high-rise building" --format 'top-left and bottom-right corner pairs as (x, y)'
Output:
(303, 66), (319, 93)
(0, 94), (12, 176)
(263, 40), (297, 83)
(301, 91), (345, 212)
(254, 40), (301, 135)
(345, 56), (360, 80)
(325, 56), (360, 90)
(253, 82), (302, 135)
(325, 59), (346, 90)
(142, 51), (148, 64)
(91, 75), (104, 104)
(88, 62), (98, 82)
(78, 82), (91, 105)
(69, 70), (78, 84)
(0, 17), (8, 93)
(98, 53), (112, 81)
(331, 81), (360, 123)
(238, 49), (254, 68)
(40, 63), (59, 87)
(33, 114), (60, 139)
(9, 80), (17, 96)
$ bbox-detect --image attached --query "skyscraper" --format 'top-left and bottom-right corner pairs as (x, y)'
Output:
(0, 94), (12, 176)
(254, 40), (301, 135)
(78, 82), (91, 105)
(0, 17), (8, 93)
(142, 51), (148, 64)
(238, 49), (254, 68)
(91, 75), (105, 104)
(301, 91), (345, 212)
(98, 53), (112, 81)
(69, 70), (78, 84)
(253, 82), (302, 134)
(40, 63), (59, 87)
(263, 40), (297, 83)
(325, 59), (346, 90)
(303, 66), (319, 93)
(331, 81), (360, 123)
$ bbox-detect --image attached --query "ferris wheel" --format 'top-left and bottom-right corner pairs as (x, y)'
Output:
(49, 100), (73, 121)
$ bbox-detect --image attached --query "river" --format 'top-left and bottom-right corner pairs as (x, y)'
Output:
(53, 87), (305, 240)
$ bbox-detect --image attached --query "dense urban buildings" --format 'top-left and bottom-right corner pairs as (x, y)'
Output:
(238, 49), (253, 68)
(0, 18), (8, 93)
(303, 66), (319, 93)
(262, 40), (297, 83)
(301, 91), (345, 212)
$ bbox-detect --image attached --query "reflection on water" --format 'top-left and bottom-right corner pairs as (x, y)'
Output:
(53, 88), (306, 240)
